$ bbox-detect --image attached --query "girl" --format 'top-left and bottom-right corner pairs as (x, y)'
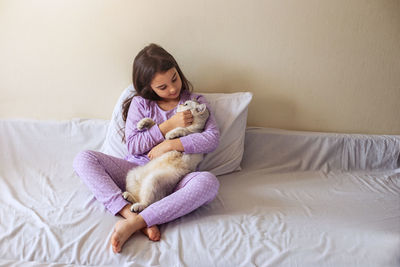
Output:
(73, 43), (220, 253)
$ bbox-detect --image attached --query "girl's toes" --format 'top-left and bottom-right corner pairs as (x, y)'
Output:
(111, 232), (121, 253)
(142, 225), (161, 241)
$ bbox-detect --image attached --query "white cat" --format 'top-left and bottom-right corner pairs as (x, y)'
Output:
(122, 99), (210, 212)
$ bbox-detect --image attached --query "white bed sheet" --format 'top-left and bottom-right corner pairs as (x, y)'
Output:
(0, 119), (399, 267)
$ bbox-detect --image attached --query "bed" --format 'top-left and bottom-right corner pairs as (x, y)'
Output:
(0, 90), (399, 266)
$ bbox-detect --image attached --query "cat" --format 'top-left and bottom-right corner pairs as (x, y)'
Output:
(122, 99), (210, 213)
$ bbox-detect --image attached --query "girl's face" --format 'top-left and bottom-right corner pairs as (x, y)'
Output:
(150, 68), (182, 101)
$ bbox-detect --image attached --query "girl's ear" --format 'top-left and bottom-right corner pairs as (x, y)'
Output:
(196, 104), (207, 114)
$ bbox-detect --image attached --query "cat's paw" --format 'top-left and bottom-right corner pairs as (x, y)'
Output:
(122, 191), (129, 200)
(137, 118), (155, 130)
(122, 191), (135, 203)
(165, 128), (185, 140)
(165, 131), (178, 140)
(130, 203), (147, 213)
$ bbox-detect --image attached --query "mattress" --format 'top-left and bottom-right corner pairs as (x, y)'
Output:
(0, 119), (399, 267)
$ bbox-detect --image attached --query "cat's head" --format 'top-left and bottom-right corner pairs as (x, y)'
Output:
(177, 99), (208, 117)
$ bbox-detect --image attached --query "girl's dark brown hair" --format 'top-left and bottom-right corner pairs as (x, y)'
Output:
(120, 43), (192, 142)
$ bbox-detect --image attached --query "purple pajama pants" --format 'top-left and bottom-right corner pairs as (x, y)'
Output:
(73, 150), (219, 227)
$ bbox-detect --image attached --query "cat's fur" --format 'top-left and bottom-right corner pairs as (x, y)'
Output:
(122, 99), (210, 212)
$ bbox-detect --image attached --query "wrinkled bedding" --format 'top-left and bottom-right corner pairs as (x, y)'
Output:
(0, 119), (399, 267)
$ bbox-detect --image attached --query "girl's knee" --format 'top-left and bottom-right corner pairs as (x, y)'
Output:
(203, 172), (219, 188)
(72, 150), (97, 173)
(197, 172), (220, 200)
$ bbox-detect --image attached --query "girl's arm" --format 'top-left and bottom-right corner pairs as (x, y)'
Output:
(125, 97), (165, 156)
(158, 110), (193, 135)
(147, 107), (219, 159)
(147, 138), (184, 159)
(136, 94), (220, 159)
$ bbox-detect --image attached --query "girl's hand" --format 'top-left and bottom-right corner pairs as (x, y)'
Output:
(147, 140), (172, 160)
(170, 110), (193, 128)
(159, 110), (193, 136)
(147, 139), (184, 160)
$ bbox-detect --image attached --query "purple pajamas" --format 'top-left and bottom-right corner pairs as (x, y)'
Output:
(73, 91), (220, 227)
(73, 150), (219, 227)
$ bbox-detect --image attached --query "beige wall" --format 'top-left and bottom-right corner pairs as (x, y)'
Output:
(1, 0), (399, 134)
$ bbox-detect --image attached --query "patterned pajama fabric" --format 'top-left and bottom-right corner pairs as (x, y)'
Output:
(73, 91), (220, 227)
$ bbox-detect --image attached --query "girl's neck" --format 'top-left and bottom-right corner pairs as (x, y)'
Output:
(156, 97), (180, 111)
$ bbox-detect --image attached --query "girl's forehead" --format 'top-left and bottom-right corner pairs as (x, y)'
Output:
(151, 68), (177, 85)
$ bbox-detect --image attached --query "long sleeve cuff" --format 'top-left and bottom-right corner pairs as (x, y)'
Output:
(127, 124), (165, 155)
(180, 134), (196, 154)
(179, 131), (220, 154)
(148, 124), (165, 144)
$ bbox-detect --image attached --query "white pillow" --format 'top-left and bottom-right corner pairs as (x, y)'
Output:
(100, 85), (135, 159)
(100, 85), (253, 176)
(198, 92), (252, 175)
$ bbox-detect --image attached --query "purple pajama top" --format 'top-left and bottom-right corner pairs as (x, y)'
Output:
(124, 90), (220, 165)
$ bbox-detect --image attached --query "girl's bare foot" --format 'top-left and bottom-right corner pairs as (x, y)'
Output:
(111, 204), (161, 252)
(110, 214), (146, 253)
(142, 225), (161, 241)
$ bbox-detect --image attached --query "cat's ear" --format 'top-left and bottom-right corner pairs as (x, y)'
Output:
(196, 104), (207, 114)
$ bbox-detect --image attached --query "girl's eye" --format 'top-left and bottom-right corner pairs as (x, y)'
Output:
(172, 78), (177, 83)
